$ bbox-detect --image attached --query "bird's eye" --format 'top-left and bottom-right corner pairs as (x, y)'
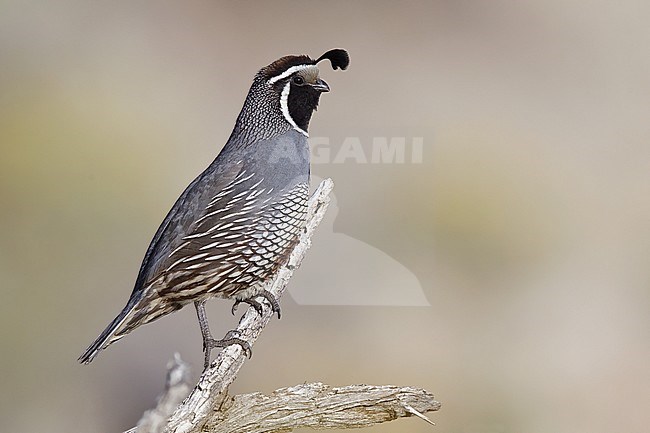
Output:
(292, 75), (305, 85)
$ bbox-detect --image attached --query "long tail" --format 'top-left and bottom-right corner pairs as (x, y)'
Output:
(78, 294), (144, 364)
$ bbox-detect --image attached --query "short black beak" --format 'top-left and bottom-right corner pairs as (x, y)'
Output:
(310, 79), (330, 93)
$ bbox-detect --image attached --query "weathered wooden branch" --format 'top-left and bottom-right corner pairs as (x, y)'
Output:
(125, 179), (440, 433)
(204, 382), (440, 433)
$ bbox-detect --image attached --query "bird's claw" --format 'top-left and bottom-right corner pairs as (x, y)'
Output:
(231, 290), (281, 319)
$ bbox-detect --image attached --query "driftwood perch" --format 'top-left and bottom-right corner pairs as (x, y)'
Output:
(203, 383), (440, 433)
(127, 179), (440, 433)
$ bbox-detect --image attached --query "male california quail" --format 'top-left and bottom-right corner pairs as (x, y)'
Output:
(79, 49), (349, 368)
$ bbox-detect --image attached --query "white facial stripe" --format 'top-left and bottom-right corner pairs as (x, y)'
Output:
(280, 82), (309, 137)
(267, 64), (313, 84)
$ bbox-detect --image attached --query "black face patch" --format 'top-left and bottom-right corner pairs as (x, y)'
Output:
(287, 80), (322, 133)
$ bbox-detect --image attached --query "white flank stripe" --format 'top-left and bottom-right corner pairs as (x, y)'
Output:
(183, 252), (209, 262)
(199, 241), (225, 251)
(214, 222), (234, 231)
(231, 217), (250, 224)
(219, 210), (246, 220)
(183, 231), (208, 240)
(168, 241), (190, 258)
(196, 206), (232, 223)
(232, 171), (255, 186)
(165, 256), (186, 272)
(240, 204), (257, 212)
(231, 189), (250, 200)
(205, 253), (227, 261)
(247, 189), (264, 200)
(250, 178), (264, 189)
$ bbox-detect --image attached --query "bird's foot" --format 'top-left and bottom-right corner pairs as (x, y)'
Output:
(231, 290), (281, 319)
(202, 330), (252, 369)
(259, 290), (282, 318)
(231, 297), (264, 315)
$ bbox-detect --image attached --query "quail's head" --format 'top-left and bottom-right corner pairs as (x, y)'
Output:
(255, 49), (350, 136)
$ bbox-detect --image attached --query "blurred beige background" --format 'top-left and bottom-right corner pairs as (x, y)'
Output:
(1, 1), (649, 432)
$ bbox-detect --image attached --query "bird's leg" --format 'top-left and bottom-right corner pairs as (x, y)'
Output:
(194, 300), (251, 369)
(231, 289), (281, 319)
(194, 300), (213, 353)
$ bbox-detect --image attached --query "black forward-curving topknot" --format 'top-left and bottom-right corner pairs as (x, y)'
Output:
(315, 49), (350, 71)
(259, 49), (349, 82)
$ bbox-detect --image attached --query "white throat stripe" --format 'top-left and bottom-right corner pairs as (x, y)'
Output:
(280, 82), (309, 137)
